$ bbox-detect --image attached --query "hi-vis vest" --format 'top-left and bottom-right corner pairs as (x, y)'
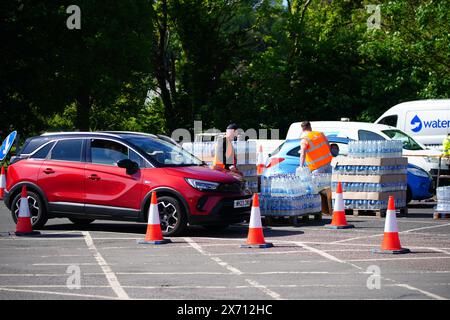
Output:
(303, 131), (332, 171)
(443, 136), (450, 157)
(212, 137), (236, 169)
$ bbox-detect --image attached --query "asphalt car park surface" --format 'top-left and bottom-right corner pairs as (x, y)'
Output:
(0, 201), (449, 300)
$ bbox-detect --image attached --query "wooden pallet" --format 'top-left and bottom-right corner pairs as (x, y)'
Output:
(345, 207), (408, 218)
(263, 212), (322, 226)
(433, 211), (450, 219)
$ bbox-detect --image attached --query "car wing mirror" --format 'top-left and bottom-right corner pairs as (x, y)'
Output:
(117, 159), (139, 175)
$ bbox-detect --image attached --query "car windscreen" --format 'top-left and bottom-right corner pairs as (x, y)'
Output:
(270, 142), (285, 157)
(125, 136), (203, 167)
(381, 129), (423, 151)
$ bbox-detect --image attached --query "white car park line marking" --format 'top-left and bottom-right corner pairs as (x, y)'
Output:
(290, 241), (448, 300)
(344, 256), (450, 262)
(394, 284), (447, 300)
(33, 263), (99, 266)
(428, 247), (450, 255)
(184, 237), (282, 300)
(0, 287), (118, 299)
(401, 223), (450, 233)
(291, 242), (345, 263)
(82, 231), (129, 300)
(331, 222), (450, 244)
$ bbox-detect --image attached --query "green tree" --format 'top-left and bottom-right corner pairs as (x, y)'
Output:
(1, 0), (156, 136)
(358, 0), (450, 120)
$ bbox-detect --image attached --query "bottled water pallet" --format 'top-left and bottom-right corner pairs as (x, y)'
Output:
(345, 207), (408, 218)
(433, 211), (450, 219)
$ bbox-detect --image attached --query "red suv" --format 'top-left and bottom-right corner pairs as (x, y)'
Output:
(3, 132), (252, 236)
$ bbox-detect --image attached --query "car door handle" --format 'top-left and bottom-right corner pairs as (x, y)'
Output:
(88, 174), (101, 181)
(43, 168), (55, 174)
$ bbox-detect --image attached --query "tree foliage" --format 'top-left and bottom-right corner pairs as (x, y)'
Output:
(1, 0), (449, 140)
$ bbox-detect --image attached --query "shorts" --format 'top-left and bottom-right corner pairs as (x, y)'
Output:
(311, 163), (332, 175)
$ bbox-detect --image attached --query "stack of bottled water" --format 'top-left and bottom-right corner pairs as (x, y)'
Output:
(436, 186), (450, 212)
(260, 174), (321, 216)
(241, 167), (257, 176)
(331, 181), (407, 193)
(348, 140), (403, 158)
(312, 173), (332, 191)
(182, 141), (260, 165)
(333, 165), (407, 175)
(182, 142), (216, 162)
(336, 198), (407, 210)
(245, 180), (258, 191)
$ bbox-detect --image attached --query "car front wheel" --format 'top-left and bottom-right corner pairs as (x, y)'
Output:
(152, 196), (187, 237)
(11, 191), (48, 229)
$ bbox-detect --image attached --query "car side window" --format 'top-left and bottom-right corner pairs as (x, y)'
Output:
(287, 146), (300, 157)
(378, 115), (398, 127)
(358, 130), (385, 141)
(129, 149), (146, 168)
(90, 139), (129, 166)
(50, 139), (83, 162)
(30, 141), (55, 159)
(20, 138), (52, 155)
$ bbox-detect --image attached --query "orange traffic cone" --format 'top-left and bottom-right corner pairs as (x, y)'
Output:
(373, 196), (410, 254)
(0, 166), (5, 200)
(256, 145), (265, 175)
(325, 182), (354, 229)
(241, 194), (273, 248)
(15, 186), (40, 236)
(137, 192), (171, 245)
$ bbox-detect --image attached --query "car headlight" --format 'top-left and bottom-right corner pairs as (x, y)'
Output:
(408, 167), (431, 178)
(425, 157), (439, 163)
(185, 178), (220, 191)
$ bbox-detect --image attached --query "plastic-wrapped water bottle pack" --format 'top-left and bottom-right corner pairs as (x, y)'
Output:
(332, 198), (406, 211)
(333, 165), (407, 175)
(436, 186), (450, 212)
(261, 174), (316, 198)
(260, 193), (321, 216)
(260, 174), (322, 216)
(312, 173), (332, 190)
(348, 140), (403, 158)
(331, 181), (407, 193)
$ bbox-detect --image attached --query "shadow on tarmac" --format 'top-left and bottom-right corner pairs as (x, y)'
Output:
(408, 201), (436, 209)
(39, 221), (305, 239)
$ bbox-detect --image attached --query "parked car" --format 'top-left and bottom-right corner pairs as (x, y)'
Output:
(286, 121), (442, 179)
(375, 99), (450, 149)
(263, 137), (433, 203)
(3, 132), (253, 236)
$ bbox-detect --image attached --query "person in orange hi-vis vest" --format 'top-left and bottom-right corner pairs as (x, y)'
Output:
(299, 121), (333, 175)
(212, 123), (243, 176)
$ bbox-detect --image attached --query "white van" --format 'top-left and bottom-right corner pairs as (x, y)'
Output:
(286, 121), (441, 176)
(375, 100), (450, 149)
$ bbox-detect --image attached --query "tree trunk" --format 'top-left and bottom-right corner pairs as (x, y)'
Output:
(75, 88), (90, 131)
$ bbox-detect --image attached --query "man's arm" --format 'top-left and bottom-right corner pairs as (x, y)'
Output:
(324, 134), (330, 147)
(300, 139), (307, 167)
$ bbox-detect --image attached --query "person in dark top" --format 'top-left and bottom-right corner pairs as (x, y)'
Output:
(212, 123), (240, 174)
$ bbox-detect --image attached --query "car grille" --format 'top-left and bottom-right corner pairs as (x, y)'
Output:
(218, 182), (244, 193)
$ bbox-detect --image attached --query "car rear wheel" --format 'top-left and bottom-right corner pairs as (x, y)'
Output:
(154, 196), (187, 237)
(11, 191), (48, 229)
(69, 218), (95, 226)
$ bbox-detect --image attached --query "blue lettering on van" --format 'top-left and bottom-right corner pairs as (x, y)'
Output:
(410, 114), (450, 132)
